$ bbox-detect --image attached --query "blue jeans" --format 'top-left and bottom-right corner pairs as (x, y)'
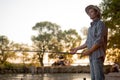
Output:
(90, 58), (105, 80)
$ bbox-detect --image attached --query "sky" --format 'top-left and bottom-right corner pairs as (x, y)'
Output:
(0, 0), (102, 45)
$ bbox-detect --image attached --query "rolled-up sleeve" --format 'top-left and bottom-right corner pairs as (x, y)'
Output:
(93, 22), (105, 46)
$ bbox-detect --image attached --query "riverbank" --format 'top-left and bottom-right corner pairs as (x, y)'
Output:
(0, 72), (119, 80)
(105, 72), (120, 80)
(0, 65), (111, 74)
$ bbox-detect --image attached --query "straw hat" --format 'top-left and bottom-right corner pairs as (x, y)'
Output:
(85, 5), (101, 14)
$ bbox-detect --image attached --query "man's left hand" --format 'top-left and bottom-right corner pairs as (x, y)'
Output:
(82, 49), (92, 56)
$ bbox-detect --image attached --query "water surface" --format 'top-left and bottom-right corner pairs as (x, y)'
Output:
(0, 73), (91, 80)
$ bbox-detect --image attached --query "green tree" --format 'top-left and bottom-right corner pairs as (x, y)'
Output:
(0, 35), (16, 64)
(106, 48), (120, 63)
(100, 0), (120, 48)
(100, 0), (120, 64)
(19, 44), (31, 65)
(58, 29), (81, 52)
(32, 21), (82, 66)
(49, 29), (81, 61)
(32, 21), (61, 66)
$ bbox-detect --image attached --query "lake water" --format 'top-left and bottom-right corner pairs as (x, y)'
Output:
(0, 73), (91, 80)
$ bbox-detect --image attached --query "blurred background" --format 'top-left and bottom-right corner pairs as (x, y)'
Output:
(0, 0), (120, 76)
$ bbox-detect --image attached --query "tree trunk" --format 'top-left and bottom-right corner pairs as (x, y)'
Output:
(38, 52), (44, 66)
(40, 57), (44, 66)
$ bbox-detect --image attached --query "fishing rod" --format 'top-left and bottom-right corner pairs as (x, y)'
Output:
(3, 49), (82, 54)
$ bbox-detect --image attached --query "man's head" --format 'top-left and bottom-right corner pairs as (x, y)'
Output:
(85, 5), (101, 20)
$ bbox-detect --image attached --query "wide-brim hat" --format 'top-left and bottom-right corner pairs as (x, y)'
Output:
(85, 5), (101, 14)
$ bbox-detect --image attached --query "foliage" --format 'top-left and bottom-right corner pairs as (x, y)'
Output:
(0, 35), (36, 66)
(49, 29), (81, 60)
(32, 21), (81, 66)
(100, 0), (120, 48)
(0, 35), (16, 64)
(32, 21), (61, 66)
(100, 0), (120, 64)
(106, 48), (120, 64)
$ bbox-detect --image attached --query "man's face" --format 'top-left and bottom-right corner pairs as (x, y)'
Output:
(87, 8), (98, 19)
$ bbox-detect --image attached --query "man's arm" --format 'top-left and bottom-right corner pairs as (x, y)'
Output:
(83, 21), (107, 56)
(70, 43), (87, 54)
(76, 43), (87, 50)
(83, 44), (100, 56)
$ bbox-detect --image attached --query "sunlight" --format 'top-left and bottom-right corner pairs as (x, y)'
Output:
(71, 57), (89, 66)
(43, 53), (50, 66)
(43, 53), (90, 66)
(7, 48), (119, 66)
(0, 0), (102, 44)
(72, 54), (78, 61)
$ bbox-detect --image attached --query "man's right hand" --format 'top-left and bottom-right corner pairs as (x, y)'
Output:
(70, 48), (78, 54)
(70, 43), (87, 54)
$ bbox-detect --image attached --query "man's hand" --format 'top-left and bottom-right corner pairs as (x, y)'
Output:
(70, 43), (87, 54)
(70, 48), (78, 54)
(82, 49), (92, 56)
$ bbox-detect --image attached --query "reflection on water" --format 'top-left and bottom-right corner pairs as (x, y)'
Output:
(0, 73), (91, 80)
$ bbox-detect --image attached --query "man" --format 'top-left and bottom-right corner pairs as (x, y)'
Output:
(70, 5), (108, 80)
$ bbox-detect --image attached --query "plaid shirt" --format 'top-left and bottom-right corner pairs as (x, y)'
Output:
(86, 19), (108, 60)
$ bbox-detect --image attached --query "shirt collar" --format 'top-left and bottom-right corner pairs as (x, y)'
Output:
(90, 18), (100, 27)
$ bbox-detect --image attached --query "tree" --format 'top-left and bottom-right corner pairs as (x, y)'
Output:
(58, 29), (81, 52)
(100, 0), (120, 48)
(32, 21), (82, 66)
(100, 0), (120, 64)
(18, 44), (31, 65)
(9, 43), (39, 66)
(32, 21), (61, 66)
(49, 29), (81, 62)
(0, 35), (16, 64)
(106, 48), (120, 64)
